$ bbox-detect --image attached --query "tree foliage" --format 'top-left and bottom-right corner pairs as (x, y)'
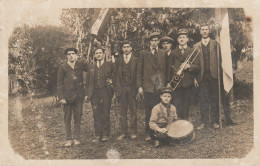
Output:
(61, 8), (253, 68)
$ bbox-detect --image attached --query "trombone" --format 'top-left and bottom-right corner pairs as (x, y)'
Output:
(169, 44), (200, 91)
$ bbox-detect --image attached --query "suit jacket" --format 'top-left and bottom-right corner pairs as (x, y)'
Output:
(195, 39), (220, 82)
(137, 48), (167, 93)
(168, 46), (200, 88)
(86, 61), (114, 100)
(166, 50), (174, 84)
(114, 54), (138, 97)
(57, 59), (88, 103)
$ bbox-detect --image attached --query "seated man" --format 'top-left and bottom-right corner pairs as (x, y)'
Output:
(149, 87), (178, 147)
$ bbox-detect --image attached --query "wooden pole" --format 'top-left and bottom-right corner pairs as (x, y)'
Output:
(216, 29), (223, 129)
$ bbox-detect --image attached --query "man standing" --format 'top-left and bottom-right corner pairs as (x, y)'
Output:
(115, 40), (138, 140)
(159, 36), (174, 81)
(85, 47), (114, 142)
(167, 29), (200, 120)
(137, 32), (167, 141)
(195, 23), (235, 130)
(57, 48), (88, 147)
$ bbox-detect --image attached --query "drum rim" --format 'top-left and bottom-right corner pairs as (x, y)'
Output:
(167, 120), (194, 139)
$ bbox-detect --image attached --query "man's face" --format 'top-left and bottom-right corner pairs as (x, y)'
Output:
(177, 34), (189, 46)
(149, 37), (160, 48)
(160, 93), (172, 104)
(67, 51), (78, 62)
(122, 44), (132, 55)
(162, 41), (172, 52)
(200, 26), (211, 38)
(94, 49), (105, 61)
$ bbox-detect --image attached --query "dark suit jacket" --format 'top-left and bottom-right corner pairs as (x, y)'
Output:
(114, 54), (138, 97)
(166, 50), (174, 84)
(86, 61), (114, 100)
(194, 39), (220, 82)
(137, 48), (167, 93)
(57, 59), (88, 102)
(168, 46), (200, 88)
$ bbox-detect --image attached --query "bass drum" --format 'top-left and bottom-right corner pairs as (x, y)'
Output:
(167, 120), (195, 145)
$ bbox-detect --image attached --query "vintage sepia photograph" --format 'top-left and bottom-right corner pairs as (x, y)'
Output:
(1, 0), (257, 164)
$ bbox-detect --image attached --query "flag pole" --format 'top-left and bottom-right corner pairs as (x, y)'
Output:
(216, 27), (223, 129)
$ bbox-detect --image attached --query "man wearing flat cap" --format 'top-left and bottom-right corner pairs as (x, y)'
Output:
(159, 36), (174, 82)
(137, 32), (167, 141)
(167, 29), (200, 120)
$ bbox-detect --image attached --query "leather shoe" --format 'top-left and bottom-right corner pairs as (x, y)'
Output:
(196, 123), (205, 130)
(213, 123), (220, 129)
(130, 134), (137, 140)
(64, 140), (73, 147)
(92, 136), (100, 143)
(117, 134), (126, 141)
(145, 135), (151, 141)
(102, 136), (109, 142)
(73, 139), (81, 145)
(226, 119), (237, 126)
(154, 140), (160, 148)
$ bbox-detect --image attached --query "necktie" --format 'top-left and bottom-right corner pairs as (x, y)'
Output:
(181, 47), (185, 55)
(97, 61), (101, 68)
(124, 54), (128, 63)
(153, 48), (158, 65)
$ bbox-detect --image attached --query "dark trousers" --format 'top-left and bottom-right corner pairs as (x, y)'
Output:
(199, 73), (219, 124)
(63, 97), (83, 140)
(150, 123), (168, 141)
(119, 86), (137, 134)
(144, 92), (160, 135)
(173, 86), (192, 120)
(91, 87), (111, 137)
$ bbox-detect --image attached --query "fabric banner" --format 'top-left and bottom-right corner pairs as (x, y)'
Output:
(90, 8), (110, 35)
(215, 8), (234, 94)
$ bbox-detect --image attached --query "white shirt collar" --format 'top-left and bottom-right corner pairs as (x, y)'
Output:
(150, 46), (158, 53)
(123, 52), (132, 64)
(202, 37), (210, 46)
(97, 59), (105, 67)
(179, 45), (187, 49)
(67, 60), (76, 69)
(167, 50), (171, 56)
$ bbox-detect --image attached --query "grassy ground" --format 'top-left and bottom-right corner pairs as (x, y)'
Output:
(8, 87), (253, 159)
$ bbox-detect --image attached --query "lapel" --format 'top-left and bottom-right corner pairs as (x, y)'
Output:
(209, 39), (214, 58)
(146, 49), (157, 68)
(130, 55), (137, 78)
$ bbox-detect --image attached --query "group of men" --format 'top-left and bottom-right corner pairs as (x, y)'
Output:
(57, 23), (235, 147)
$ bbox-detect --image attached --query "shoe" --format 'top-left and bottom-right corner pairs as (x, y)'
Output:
(102, 136), (109, 142)
(92, 136), (100, 143)
(196, 123), (205, 130)
(154, 140), (160, 148)
(130, 134), (137, 140)
(64, 140), (73, 147)
(73, 139), (81, 145)
(226, 119), (237, 126)
(145, 135), (151, 141)
(117, 134), (126, 141)
(213, 123), (220, 129)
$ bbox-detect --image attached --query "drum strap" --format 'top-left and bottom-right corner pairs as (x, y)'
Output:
(159, 103), (171, 123)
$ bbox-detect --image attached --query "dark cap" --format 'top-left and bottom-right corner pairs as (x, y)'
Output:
(160, 86), (173, 95)
(177, 29), (188, 37)
(159, 36), (174, 45)
(146, 32), (161, 40)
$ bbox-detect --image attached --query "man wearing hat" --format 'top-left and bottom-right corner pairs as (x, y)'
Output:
(159, 36), (175, 81)
(167, 29), (200, 120)
(57, 48), (88, 147)
(195, 23), (235, 130)
(114, 40), (139, 140)
(149, 86), (178, 147)
(137, 32), (167, 141)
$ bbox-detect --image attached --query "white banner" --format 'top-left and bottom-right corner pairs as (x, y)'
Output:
(90, 8), (109, 35)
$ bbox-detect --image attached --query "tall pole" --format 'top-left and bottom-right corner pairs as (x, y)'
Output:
(216, 28), (223, 129)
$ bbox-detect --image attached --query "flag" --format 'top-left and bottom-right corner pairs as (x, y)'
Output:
(90, 8), (111, 35)
(215, 8), (234, 95)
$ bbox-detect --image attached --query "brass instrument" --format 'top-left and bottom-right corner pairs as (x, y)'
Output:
(169, 45), (200, 91)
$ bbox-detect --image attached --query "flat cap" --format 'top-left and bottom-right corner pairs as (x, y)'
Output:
(177, 29), (188, 36)
(159, 36), (174, 44)
(160, 86), (173, 95)
(146, 32), (161, 40)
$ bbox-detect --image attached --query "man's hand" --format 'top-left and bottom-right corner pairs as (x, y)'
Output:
(215, 35), (220, 44)
(60, 99), (66, 104)
(194, 78), (199, 88)
(167, 83), (171, 88)
(106, 78), (112, 85)
(136, 87), (144, 101)
(84, 96), (88, 102)
(158, 128), (168, 133)
(183, 63), (190, 70)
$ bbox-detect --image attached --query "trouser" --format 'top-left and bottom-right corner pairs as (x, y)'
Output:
(63, 97), (83, 140)
(173, 86), (192, 120)
(119, 86), (137, 135)
(144, 92), (160, 135)
(91, 87), (111, 137)
(150, 123), (168, 141)
(199, 73), (219, 124)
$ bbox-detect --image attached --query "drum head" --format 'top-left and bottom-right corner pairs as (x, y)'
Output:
(167, 120), (194, 138)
